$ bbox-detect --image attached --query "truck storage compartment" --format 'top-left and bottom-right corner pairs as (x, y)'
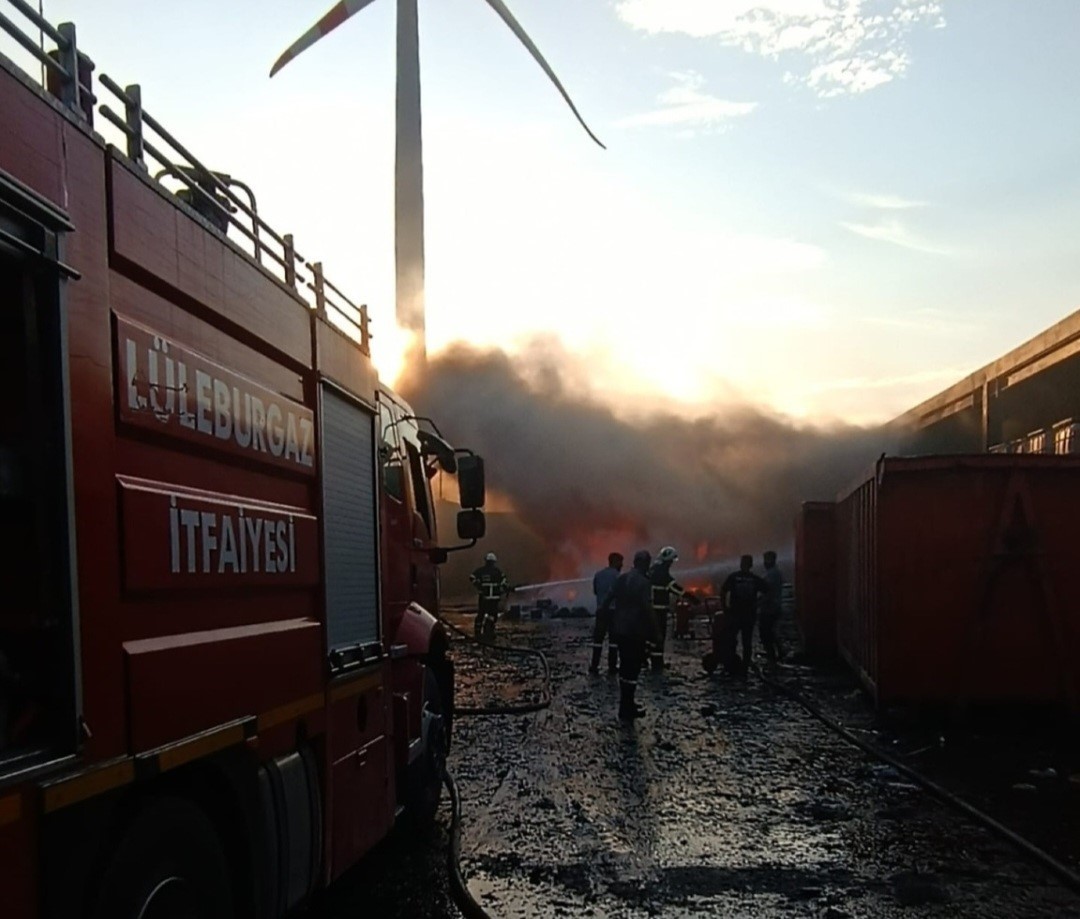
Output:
(835, 455), (1080, 709)
(794, 501), (837, 657)
(0, 220), (77, 767)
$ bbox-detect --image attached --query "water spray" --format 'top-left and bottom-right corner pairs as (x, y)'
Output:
(512, 577), (590, 593)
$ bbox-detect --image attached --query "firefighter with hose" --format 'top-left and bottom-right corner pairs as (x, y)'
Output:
(470, 552), (510, 641)
(646, 546), (699, 670)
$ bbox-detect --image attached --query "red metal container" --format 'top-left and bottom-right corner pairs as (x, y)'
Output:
(795, 502), (837, 657)
(835, 455), (1080, 709)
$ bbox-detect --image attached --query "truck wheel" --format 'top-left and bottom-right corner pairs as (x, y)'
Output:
(403, 668), (447, 830)
(93, 798), (232, 919)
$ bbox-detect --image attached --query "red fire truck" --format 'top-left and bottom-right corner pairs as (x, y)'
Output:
(0, 7), (487, 917)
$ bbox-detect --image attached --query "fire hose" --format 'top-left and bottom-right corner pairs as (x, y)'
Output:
(438, 612), (553, 715)
(444, 770), (491, 919)
(438, 612), (554, 918)
(754, 664), (1080, 895)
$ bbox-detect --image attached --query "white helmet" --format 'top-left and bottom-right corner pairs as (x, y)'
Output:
(657, 546), (678, 564)
(485, 552), (498, 563)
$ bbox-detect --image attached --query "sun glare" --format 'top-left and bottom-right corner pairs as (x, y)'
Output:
(371, 322), (417, 388)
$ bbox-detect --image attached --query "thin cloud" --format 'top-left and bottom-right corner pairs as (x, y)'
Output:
(847, 191), (928, 210)
(615, 0), (945, 97)
(618, 71), (757, 132)
(717, 295), (830, 328)
(859, 310), (974, 336)
(841, 218), (951, 255)
(807, 366), (969, 394)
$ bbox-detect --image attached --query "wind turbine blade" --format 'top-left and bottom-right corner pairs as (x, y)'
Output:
(270, 0), (381, 77)
(479, 0), (606, 149)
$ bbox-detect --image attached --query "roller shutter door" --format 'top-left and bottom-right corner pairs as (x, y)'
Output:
(320, 387), (379, 654)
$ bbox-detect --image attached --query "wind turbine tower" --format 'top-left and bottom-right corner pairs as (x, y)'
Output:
(271, 0), (604, 361)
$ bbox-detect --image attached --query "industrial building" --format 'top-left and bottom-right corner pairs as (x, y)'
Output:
(896, 308), (1080, 455)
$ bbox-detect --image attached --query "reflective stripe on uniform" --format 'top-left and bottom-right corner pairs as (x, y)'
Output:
(475, 578), (504, 600)
(651, 579), (686, 608)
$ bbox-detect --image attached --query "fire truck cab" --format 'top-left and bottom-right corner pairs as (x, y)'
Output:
(0, 7), (484, 918)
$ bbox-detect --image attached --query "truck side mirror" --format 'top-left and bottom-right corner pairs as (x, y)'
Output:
(457, 509), (486, 540)
(457, 455), (485, 509)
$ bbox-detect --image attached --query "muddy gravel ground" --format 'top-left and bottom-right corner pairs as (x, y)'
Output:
(314, 613), (1080, 918)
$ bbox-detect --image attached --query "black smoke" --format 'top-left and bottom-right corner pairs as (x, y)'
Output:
(400, 341), (890, 581)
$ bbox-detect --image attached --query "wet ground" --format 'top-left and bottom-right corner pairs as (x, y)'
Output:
(314, 613), (1080, 918)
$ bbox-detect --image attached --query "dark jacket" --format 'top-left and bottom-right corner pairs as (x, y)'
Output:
(607, 567), (654, 642)
(471, 564), (508, 606)
(721, 569), (768, 616)
(592, 565), (620, 609)
(762, 566), (783, 616)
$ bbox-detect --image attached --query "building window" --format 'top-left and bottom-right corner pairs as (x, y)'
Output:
(1053, 421), (1078, 455)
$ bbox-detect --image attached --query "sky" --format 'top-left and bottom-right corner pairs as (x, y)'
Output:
(10, 0), (1080, 423)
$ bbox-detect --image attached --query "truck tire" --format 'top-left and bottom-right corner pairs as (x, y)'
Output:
(403, 668), (448, 831)
(93, 797), (233, 919)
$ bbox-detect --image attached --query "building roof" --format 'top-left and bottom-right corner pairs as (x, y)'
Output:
(894, 306), (1080, 431)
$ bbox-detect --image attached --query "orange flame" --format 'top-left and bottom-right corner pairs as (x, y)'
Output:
(546, 525), (646, 581)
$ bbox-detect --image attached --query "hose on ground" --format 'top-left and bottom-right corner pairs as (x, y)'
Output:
(437, 613), (553, 918)
(438, 613), (553, 716)
(755, 665), (1080, 894)
(444, 769), (493, 919)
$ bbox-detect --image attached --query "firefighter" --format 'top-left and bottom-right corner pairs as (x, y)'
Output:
(589, 552), (624, 674)
(759, 550), (786, 663)
(605, 549), (656, 721)
(719, 555), (768, 678)
(470, 552), (509, 641)
(646, 546), (698, 670)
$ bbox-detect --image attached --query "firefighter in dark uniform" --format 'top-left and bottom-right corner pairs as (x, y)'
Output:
(590, 552), (623, 674)
(719, 554), (768, 678)
(604, 549), (656, 721)
(470, 552), (508, 641)
(646, 546), (697, 670)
